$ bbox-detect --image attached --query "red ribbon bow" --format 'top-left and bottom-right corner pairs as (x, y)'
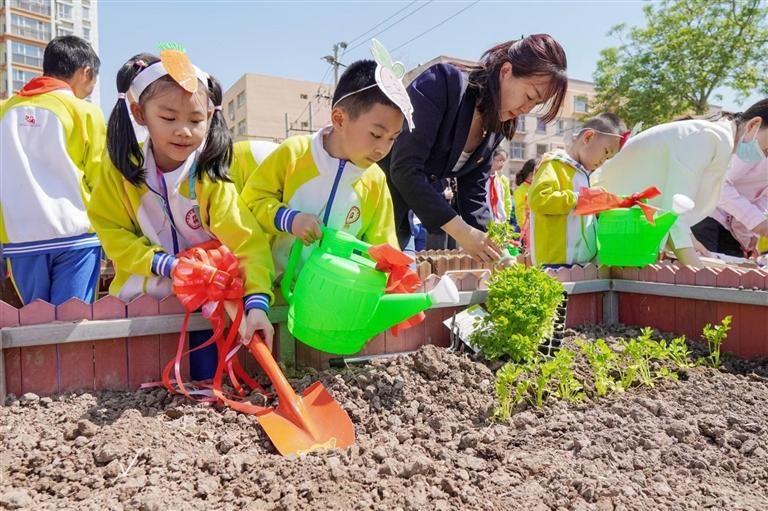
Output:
(574, 186), (662, 224)
(159, 241), (268, 413)
(367, 244), (425, 336)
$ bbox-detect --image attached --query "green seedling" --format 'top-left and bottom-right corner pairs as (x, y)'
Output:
(576, 338), (619, 397)
(551, 349), (584, 403)
(702, 315), (732, 368)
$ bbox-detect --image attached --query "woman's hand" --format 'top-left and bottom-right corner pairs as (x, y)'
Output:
(243, 308), (275, 353)
(291, 213), (322, 246)
(442, 217), (502, 263)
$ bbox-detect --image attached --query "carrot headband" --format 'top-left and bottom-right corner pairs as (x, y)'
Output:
(129, 43), (209, 100)
(332, 39), (415, 131)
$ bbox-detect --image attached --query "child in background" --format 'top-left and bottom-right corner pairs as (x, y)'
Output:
(529, 113), (627, 266)
(486, 148), (512, 224)
(513, 157), (538, 248)
(0, 36), (105, 305)
(87, 50), (275, 380)
(241, 41), (414, 277)
(593, 98), (768, 267)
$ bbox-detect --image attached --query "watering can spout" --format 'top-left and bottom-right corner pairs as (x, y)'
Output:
(367, 277), (460, 335)
(652, 211), (677, 239)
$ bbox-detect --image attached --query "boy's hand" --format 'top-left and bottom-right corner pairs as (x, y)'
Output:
(243, 308), (275, 353)
(442, 217), (502, 263)
(291, 213), (322, 245)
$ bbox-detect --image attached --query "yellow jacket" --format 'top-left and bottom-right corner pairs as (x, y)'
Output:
(229, 140), (279, 193)
(88, 144), (274, 308)
(513, 181), (530, 227)
(240, 126), (398, 275)
(528, 150), (596, 265)
(0, 84), (105, 255)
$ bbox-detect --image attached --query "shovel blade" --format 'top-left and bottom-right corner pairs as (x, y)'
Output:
(257, 381), (355, 456)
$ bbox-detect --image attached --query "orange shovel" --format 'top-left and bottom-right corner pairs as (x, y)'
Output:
(224, 302), (355, 456)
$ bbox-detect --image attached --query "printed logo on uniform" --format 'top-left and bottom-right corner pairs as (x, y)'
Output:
(24, 114), (36, 126)
(185, 208), (201, 229)
(344, 206), (361, 226)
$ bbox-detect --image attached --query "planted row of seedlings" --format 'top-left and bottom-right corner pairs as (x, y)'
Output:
(464, 243), (734, 422)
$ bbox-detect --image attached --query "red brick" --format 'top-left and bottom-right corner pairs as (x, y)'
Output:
(570, 265), (585, 282)
(695, 268), (720, 287)
(715, 303), (741, 357)
(582, 263), (598, 281)
(740, 269), (767, 290)
(57, 299), (95, 393)
(4, 347), (22, 397)
(126, 295), (160, 389)
(0, 301), (19, 327)
(738, 304), (767, 359)
(716, 267), (741, 288)
(655, 265), (677, 284)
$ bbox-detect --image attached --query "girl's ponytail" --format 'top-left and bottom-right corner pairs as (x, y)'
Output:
(197, 73), (233, 182)
(106, 53), (159, 186)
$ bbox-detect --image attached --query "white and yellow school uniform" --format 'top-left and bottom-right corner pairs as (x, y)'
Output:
(87, 143), (274, 309)
(0, 82), (105, 256)
(229, 140), (279, 193)
(528, 150), (597, 265)
(240, 126), (398, 275)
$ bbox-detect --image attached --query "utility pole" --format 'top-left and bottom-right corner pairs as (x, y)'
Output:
(322, 41), (348, 90)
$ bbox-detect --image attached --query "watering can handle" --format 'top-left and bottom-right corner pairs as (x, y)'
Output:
(281, 238), (303, 303)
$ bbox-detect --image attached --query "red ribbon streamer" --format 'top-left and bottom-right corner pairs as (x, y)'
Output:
(367, 244), (425, 336)
(163, 241), (268, 410)
(574, 186), (662, 224)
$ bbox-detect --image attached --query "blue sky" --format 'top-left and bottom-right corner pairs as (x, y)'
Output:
(96, 0), (762, 114)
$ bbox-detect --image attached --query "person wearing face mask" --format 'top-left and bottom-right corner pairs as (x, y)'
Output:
(592, 98), (768, 268)
(691, 102), (768, 258)
(379, 35), (568, 264)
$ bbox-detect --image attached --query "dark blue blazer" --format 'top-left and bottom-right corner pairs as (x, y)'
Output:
(380, 63), (505, 241)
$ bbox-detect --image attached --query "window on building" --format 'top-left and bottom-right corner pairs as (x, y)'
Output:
(237, 120), (246, 136)
(300, 93), (308, 100)
(573, 120), (584, 133)
(11, 40), (44, 68)
(536, 144), (549, 156)
(57, 25), (74, 36)
(574, 96), (588, 113)
(82, 27), (90, 40)
(227, 100), (235, 121)
(57, 3), (73, 20)
(301, 121), (309, 128)
(82, 6), (90, 19)
(515, 116), (526, 132)
(12, 68), (39, 92)
(511, 142), (525, 160)
(556, 119), (566, 136)
(11, 0), (51, 16)
(536, 118), (547, 134)
(236, 91), (245, 109)
(11, 14), (51, 41)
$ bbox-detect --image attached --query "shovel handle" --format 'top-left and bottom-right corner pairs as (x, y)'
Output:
(223, 301), (300, 402)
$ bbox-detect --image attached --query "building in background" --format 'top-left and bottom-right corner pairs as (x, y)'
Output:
(223, 73), (332, 143)
(0, 0), (99, 103)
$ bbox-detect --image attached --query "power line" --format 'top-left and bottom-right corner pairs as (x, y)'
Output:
(345, 0), (434, 53)
(391, 1), (479, 52)
(345, 1), (418, 47)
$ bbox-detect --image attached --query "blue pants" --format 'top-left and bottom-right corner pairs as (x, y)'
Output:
(8, 246), (101, 306)
(189, 329), (217, 381)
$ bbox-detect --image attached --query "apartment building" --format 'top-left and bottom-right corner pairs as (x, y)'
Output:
(0, 0), (99, 103)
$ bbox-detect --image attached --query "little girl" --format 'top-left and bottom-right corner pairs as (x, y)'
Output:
(87, 49), (275, 380)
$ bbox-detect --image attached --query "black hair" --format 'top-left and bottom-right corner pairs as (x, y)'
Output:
(43, 35), (100, 79)
(516, 157), (538, 186)
(107, 53), (232, 186)
(493, 148), (509, 159)
(581, 112), (627, 136)
(331, 59), (399, 119)
(464, 35), (568, 139)
(723, 98), (768, 129)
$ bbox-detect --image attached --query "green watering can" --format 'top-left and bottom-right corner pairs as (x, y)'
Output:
(281, 228), (460, 355)
(597, 194), (695, 267)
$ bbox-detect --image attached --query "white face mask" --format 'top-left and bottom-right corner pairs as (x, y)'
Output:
(735, 124), (766, 164)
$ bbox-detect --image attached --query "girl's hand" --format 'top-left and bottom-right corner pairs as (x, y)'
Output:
(442, 216), (502, 263)
(243, 308), (275, 353)
(291, 213), (322, 245)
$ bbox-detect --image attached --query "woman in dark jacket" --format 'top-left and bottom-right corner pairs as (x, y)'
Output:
(380, 34), (568, 262)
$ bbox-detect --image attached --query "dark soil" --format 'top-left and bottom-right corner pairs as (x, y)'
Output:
(1, 325), (767, 510)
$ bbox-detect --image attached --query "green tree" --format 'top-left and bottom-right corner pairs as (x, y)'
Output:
(592, 0), (768, 126)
